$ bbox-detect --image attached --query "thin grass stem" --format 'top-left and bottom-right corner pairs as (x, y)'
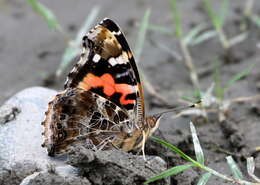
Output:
(180, 40), (200, 91)
(217, 27), (230, 49)
(227, 94), (260, 103)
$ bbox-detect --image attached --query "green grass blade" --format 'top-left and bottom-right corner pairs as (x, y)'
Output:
(224, 63), (255, 90)
(144, 163), (193, 184)
(180, 89), (202, 103)
(190, 122), (205, 165)
(180, 95), (199, 104)
(197, 172), (212, 185)
(27, 0), (62, 31)
(55, 7), (100, 76)
(189, 30), (217, 46)
(226, 156), (244, 180)
(134, 9), (150, 62)
(194, 89), (202, 99)
(219, 0), (230, 27)
(147, 24), (172, 35)
(170, 0), (182, 38)
(203, 0), (221, 30)
(183, 23), (207, 45)
(151, 137), (198, 164)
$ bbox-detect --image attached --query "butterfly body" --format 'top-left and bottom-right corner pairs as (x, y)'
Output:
(42, 18), (161, 156)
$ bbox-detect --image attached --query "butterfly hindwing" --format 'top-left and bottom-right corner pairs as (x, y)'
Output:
(42, 88), (134, 156)
(64, 18), (145, 125)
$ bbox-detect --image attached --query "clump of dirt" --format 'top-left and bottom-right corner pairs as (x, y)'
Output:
(67, 145), (169, 185)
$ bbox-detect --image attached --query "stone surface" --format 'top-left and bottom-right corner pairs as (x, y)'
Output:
(0, 87), (63, 169)
(0, 87), (79, 185)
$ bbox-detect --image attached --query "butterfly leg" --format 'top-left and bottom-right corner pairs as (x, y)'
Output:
(141, 130), (147, 161)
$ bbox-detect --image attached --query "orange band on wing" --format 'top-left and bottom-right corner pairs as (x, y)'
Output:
(78, 73), (136, 105)
(78, 73), (103, 90)
(115, 84), (135, 105)
(100, 74), (115, 96)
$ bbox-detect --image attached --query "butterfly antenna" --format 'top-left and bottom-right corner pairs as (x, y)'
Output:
(153, 100), (201, 118)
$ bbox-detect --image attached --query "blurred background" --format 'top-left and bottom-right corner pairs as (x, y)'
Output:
(1, 0), (259, 106)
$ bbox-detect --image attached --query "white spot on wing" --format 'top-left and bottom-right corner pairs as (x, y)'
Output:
(109, 51), (129, 66)
(112, 30), (122, 35)
(108, 57), (117, 66)
(117, 51), (129, 64)
(93, 54), (101, 63)
(116, 55), (125, 64)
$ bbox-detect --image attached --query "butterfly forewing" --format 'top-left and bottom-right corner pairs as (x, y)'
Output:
(64, 18), (145, 124)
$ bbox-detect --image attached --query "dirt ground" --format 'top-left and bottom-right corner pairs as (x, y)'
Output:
(1, 0), (260, 184)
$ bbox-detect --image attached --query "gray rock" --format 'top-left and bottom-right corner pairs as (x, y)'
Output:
(68, 145), (170, 185)
(0, 87), (67, 168)
(0, 87), (78, 185)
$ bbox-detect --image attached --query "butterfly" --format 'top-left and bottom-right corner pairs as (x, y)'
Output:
(42, 18), (193, 157)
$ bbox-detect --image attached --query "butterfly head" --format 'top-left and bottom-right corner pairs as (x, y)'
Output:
(145, 113), (163, 136)
(144, 102), (198, 136)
